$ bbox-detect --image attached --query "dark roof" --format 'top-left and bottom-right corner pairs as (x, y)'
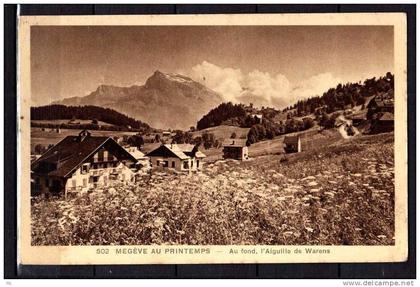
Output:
(283, 135), (300, 145)
(222, 139), (247, 147)
(31, 130), (136, 178)
(378, 112), (394, 121)
(368, 93), (394, 109)
(352, 113), (366, 120)
(145, 144), (206, 159)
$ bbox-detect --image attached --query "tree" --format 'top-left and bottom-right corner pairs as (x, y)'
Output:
(202, 132), (215, 149)
(154, 134), (161, 143)
(247, 126), (259, 145)
(266, 129), (274, 139)
(193, 136), (202, 146)
(302, 117), (314, 130)
(196, 102), (246, 130)
(319, 113), (335, 129)
(34, 144), (45, 155)
(127, 134), (144, 148)
(285, 119), (298, 133)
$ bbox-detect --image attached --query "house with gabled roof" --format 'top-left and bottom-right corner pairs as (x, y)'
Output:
(367, 92), (394, 119)
(145, 143), (206, 172)
(222, 139), (249, 161)
(31, 130), (137, 197)
(371, 112), (394, 133)
(124, 145), (151, 171)
(283, 135), (301, 153)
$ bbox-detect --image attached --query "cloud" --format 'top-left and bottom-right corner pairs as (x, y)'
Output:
(190, 61), (243, 102)
(189, 61), (342, 108)
(290, 73), (342, 103)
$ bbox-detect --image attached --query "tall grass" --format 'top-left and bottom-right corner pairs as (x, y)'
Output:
(31, 134), (395, 246)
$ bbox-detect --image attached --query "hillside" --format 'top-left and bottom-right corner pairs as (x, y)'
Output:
(192, 125), (249, 141)
(52, 71), (223, 130)
(283, 73), (394, 115)
(194, 73), (394, 145)
(31, 105), (151, 132)
(32, 119), (114, 127)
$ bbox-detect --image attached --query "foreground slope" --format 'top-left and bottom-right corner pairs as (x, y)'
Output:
(32, 133), (394, 245)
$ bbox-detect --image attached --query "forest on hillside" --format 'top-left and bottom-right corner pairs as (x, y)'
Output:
(31, 105), (151, 132)
(195, 73), (394, 145)
(284, 72), (394, 116)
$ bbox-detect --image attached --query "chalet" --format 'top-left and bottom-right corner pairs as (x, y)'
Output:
(351, 113), (366, 125)
(222, 139), (249, 161)
(146, 143), (206, 172)
(367, 93), (394, 119)
(31, 130), (137, 197)
(371, 112), (394, 133)
(283, 135), (301, 153)
(124, 146), (150, 170)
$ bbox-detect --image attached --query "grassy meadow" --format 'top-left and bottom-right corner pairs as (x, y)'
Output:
(31, 132), (394, 246)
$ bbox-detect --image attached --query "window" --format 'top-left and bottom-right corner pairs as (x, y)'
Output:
(183, 161), (189, 169)
(172, 161), (175, 168)
(98, 149), (104, 162)
(81, 163), (90, 174)
(162, 161), (168, 167)
(83, 178), (87, 187)
(157, 160), (160, 166)
(197, 160), (200, 168)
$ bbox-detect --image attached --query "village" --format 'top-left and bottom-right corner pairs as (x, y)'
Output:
(30, 90), (395, 246)
(31, 90), (394, 198)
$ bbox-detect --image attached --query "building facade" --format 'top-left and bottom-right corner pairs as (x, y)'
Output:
(222, 139), (249, 161)
(31, 130), (137, 197)
(146, 144), (206, 172)
(283, 135), (301, 153)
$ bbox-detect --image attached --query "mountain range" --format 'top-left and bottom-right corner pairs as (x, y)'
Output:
(52, 71), (223, 130)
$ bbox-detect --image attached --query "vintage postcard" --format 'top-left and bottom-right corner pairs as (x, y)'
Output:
(18, 13), (407, 264)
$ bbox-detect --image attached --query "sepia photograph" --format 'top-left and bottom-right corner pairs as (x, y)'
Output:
(17, 13), (408, 264)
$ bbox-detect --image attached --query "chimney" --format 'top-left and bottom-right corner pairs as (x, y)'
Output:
(191, 144), (200, 157)
(78, 130), (91, 142)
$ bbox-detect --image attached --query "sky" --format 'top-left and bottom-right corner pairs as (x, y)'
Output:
(31, 25), (394, 107)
